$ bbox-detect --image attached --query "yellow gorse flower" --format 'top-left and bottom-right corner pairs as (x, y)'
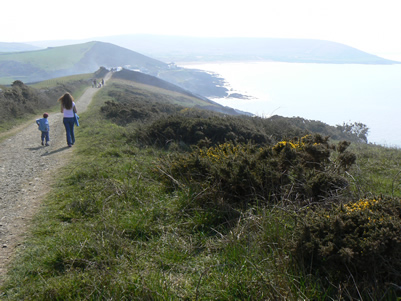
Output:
(200, 135), (318, 163)
(273, 135), (312, 151)
(199, 142), (241, 163)
(274, 141), (296, 149)
(344, 198), (379, 213)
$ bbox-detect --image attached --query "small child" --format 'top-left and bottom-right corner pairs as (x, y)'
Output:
(36, 113), (50, 146)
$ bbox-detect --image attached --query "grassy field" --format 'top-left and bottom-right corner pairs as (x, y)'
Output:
(0, 41), (168, 85)
(30, 73), (94, 89)
(2, 85), (401, 300)
(108, 78), (221, 109)
(0, 43), (95, 71)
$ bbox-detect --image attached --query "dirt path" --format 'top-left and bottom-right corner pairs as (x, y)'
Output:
(0, 73), (111, 285)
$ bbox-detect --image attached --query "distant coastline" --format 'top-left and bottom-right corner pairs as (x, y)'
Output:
(177, 62), (254, 100)
(177, 55), (401, 101)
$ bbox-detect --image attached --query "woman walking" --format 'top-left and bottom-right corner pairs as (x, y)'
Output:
(58, 93), (78, 147)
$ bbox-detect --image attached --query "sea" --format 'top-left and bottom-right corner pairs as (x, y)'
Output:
(179, 59), (401, 147)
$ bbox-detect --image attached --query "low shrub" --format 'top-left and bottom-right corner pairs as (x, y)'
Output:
(137, 114), (274, 148)
(133, 112), (364, 150)
(156, 135), (356, 228)
(291, 197), (401, 299)
(0, 79), (88, 127)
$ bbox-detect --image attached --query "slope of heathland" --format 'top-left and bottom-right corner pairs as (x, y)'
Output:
(1, 76), (401, 299)
(110, 69), (243, 115)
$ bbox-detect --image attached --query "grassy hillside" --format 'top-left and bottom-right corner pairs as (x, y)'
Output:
(0, 43), (91, 70)
(3, 80), (401, 299)
(0, 41), (233, 99)
(0, 42), (167, 85)
(110, 69), (241, 115)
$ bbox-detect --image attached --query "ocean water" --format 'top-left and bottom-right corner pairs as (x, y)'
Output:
(179, 61), (401, 147)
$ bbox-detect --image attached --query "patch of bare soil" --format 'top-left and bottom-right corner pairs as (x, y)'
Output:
(0, 73), (110, 285)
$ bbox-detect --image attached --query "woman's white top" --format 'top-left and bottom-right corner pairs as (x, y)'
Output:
(63, 102), (76, 118)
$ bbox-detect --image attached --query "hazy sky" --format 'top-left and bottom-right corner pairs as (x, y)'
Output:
(2, 0), (400, 58)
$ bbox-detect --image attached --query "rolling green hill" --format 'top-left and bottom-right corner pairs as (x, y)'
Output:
(0, 41), (167, 85)
(0, 41), (230, 99)
(109, 68), (244, 115)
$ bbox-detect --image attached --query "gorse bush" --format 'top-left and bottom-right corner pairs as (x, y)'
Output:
(291, 197), (401, 298)
(156, 135), (357, 228)
(138, 114), (274, 148)
(136, 114), (364, 150)
(0, 81), (44, 119)
(0, 78), (89, 127)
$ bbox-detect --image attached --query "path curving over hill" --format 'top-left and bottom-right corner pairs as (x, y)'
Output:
(0, 72), (111, 285)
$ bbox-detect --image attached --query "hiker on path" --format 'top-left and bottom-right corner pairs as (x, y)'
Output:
(58, 93), (78, 147)
(36, 112), (50, 146)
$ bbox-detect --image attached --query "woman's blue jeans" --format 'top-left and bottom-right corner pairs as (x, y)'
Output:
(63, 117), (75, 145)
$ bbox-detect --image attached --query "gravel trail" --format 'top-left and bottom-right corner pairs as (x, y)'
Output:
(0, 74), (110, 284)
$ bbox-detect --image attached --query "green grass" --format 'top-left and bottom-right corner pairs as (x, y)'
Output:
(30, 73), (93, 89)
(0, 42), (95, 71)
(348, 143), (401, 197)
(2, 88), (401, 299)
(110, 78), (217, 108)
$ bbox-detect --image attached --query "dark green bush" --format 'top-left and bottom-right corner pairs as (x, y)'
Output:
(291, 197), (401, 299)
(138, 114), (273, 148)
(0, 79), (87, 125)
(136, 114), (365, 150)
(156, 135), (356, 228)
